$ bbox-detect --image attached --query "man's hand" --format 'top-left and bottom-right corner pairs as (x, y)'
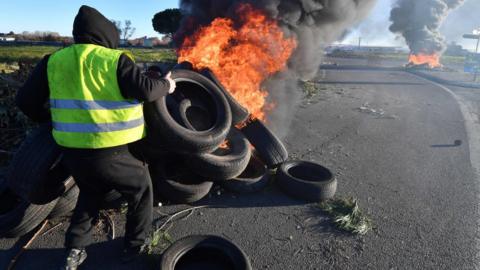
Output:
(165, 72), (176, 94)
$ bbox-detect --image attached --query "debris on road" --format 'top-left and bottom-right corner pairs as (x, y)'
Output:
(146, 205), (211, 254)
(7, 219), (49, 270)
(319, 197), (373, 235)
(357, 102), (398, 119)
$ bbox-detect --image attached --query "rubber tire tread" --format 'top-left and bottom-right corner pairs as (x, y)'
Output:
(6, 124), (63, 203)
(143, 69), (232, 154)
(276, 160), (337, 202)
(186, 128), (251, 181)
(240, 119), (288, 168)
(222, 155), (270, 194)
(160, 235), (252, 270)
(0, 178), (58, 238)
(49, 180), (79, 219)
(149, 162), (213, 204)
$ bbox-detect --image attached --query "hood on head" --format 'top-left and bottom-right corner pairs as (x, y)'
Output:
(72, 5), (120, 49)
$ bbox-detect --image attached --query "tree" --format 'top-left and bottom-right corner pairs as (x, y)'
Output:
(152, 9), (182, 38)
(111, 20), (136, 41)
(122, 20), (136, 40)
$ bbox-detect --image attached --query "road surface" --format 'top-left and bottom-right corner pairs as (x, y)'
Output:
(1, 63), (479, 269)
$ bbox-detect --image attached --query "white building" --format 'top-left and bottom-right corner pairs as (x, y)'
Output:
(0, 37), (15, 42)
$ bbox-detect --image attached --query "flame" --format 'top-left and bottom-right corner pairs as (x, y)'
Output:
(408, 53), (441, 68)
(219, 140), (229, 149)
(178, 4), (297, 120)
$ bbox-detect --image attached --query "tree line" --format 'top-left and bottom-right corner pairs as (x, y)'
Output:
(2, 8), (184, 44)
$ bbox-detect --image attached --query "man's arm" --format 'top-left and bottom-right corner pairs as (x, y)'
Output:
(117, 54), (173, 102)
(15, 55), (51, 123)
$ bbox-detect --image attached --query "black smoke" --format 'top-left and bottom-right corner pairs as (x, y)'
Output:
(177, 0), (376, 79)
(176, 0), (376, 136)
(389, 0), (465, 55)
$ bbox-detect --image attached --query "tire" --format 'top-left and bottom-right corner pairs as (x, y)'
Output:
(178, 99), (214, 131)
(222, 155), (270, 194)
(200, 68), (250, 126)
(49, 179), (79, 219)
(240, 118), (288, 168)
(0, 178), (58, 238)
(173, 61), (194, 71)
(276, 160), (337, 202)
(6, 124), (70, 204)
(186, 128), (251, 181)
(143, 69), (232, 154)
(160, 235), (252, 270)
(149, 160), (213, 204)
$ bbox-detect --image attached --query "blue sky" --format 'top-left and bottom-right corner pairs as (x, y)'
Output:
(0, 0), (179, 38)
(1, 0), (478, 49)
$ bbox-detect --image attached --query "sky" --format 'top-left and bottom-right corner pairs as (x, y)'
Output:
(1, 0), (478, 50)
(0, 0), (179, 38)
(343, 0), (480, 51)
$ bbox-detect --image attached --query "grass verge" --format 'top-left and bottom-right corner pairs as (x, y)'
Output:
(0, 45), (177, 63)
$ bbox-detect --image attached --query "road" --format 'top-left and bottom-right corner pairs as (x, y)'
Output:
(1, 63), (479, 269)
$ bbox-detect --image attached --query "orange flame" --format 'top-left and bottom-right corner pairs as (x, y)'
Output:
(408, 53), (441, 68)
(178, 4), (297, 120)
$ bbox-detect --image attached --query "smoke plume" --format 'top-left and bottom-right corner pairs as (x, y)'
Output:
(389, 0), (465, 55)
(176, 0), (376, 136)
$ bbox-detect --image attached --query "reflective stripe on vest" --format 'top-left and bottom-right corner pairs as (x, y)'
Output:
(47, 44), (145, 149)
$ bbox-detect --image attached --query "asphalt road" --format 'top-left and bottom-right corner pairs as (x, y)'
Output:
(1, 63), (479, 269)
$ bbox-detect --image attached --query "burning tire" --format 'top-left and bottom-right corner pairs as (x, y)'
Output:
(0, 178), (58, 238)
(144, 69), (232, 154)
(185, 128), (251, 181)
(6, 124), (71, 204)
(276, 161), (336, 202)
(49, 179), (78, 219)
(201, 68), (250, 126)
(240, 118), (288, 168)
(178, 98), (214, 131)
(149, 160), (213, 204)
(160, 235), (252, 270)
(221, 154), (270, 194)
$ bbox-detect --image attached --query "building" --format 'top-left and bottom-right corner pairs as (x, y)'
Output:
(0, 36), (15, 42)
(325, 45), (406, 55)
(127, 36), (165, 47)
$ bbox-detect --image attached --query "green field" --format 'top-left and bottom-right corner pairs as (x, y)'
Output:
(0, 45), (177, 63)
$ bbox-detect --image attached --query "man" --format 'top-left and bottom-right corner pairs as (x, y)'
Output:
(16, 5), (175, 269)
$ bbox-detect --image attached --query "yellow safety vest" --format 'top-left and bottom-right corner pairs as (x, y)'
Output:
(47, 44), (145, 148)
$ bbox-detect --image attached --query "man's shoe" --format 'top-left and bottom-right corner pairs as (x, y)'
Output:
(60, 248), (87, 270)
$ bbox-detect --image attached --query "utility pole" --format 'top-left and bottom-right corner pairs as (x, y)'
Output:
(475, 36), (480, 82)
(358, 37), (362, 48)
(463, 33), (480, 82)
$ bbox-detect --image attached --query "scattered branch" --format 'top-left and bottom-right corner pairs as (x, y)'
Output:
(99, 211), (115, 240)
(8, 220), (49, 270)
(40, 222), (62, 237)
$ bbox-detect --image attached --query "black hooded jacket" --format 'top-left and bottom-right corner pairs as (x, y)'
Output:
(16, 5), (171, 122)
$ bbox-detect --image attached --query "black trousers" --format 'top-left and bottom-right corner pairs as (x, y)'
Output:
(62, 145), (152, 250)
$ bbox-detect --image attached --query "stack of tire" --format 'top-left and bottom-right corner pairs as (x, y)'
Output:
(142, 64), (337, 205)
(0, 125), (125, 239)
(0, 64), (336, 239)
(142, 65), (289, 204)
